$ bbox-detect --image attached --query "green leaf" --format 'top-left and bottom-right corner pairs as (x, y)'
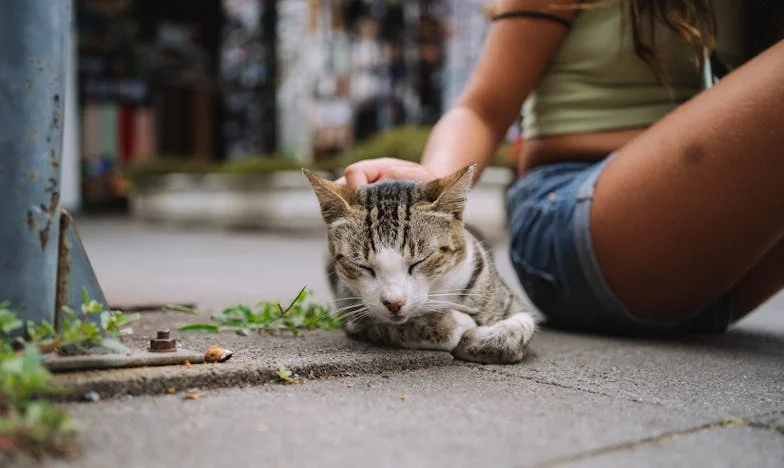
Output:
(99, 337), (128, 352)
(117, 312), (141, 328)
(21, 346), (45, 374)
(275, 366), (294, 382)
(82, 299), (103, 315)
(103, 311), (140, 335)
(281, 286), (308, 315)
(100, 311), (111, 332)
(177, 323), (221, 333)
(721, 417), (747, 427)
(261, 305), (273, 323)
(0, 308), (22, 335)
(1, 354), (24, 374)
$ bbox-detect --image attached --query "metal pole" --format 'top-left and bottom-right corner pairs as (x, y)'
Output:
(0, 0), (195, 371)
(0, 0), (71, 325)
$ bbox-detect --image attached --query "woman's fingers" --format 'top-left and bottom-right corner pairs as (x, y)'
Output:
(377, 165), (434, 183)
(341, 158), (428, 187)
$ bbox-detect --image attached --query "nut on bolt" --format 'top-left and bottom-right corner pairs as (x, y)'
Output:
(149, 329), (177, 352)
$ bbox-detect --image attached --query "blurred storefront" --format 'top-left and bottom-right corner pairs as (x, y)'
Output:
(73, 0), (496, 212)
(76, 0), (277, 211)
(278, 0), (451, 166)
(281, 0), (513, 167)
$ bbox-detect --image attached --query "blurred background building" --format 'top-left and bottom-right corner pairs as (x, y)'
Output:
(68, 0), (505, 213)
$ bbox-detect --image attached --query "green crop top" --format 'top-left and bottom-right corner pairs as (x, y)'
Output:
(522, 2), (748, 139)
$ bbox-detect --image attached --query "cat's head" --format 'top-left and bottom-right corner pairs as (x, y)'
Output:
(303, 165), (476, 324)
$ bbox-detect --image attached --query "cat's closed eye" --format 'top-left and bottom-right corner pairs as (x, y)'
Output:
(408, 255), (431, 275)
(439, 246), (451, 253)
(336, 254), (375, 277)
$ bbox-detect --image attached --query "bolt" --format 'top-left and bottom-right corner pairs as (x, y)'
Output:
(149, 329), (177, 352)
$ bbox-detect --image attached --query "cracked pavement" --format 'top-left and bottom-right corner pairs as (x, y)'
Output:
(16, 217), (784, 468)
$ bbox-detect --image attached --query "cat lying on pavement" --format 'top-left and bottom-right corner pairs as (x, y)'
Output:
(304, 164), (536, 364)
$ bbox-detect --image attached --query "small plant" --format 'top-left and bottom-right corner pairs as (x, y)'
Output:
(0, 291), (140, 460)
(178, 287), (340, 336)
(1, 309), (78, 460)
(26, 289), (140, 355)
(275, 366), (299, 384)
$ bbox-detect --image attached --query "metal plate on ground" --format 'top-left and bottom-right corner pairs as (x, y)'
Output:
(42, 348), (205, 372)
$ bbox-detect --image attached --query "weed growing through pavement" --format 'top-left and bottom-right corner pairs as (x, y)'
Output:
(275, 366), (301, 384)
(0, 289), (139, 460)
(178, 287), (341, 336)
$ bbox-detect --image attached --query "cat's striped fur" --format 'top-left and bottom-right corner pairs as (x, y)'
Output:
(304, 164), (536, 364)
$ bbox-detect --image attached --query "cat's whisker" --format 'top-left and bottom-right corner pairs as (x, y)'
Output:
(427, 297), (478, 306)
(337, 304), (367, 314)
(426, 299), (467, 308)
(337, 304), (366, 314)
(429, 290), (490, 295)
(430, 288), (478, 294)
(424, 299), (479, 314)
(427, 293), (491, 299)
(341, 309), (370, 321)
(345, 309), (369, 317)
(333, 296), (364, 302)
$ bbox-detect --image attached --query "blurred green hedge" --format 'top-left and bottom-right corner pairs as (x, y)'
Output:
(126, 126), (515, 177)
(343, 126), (512, 167)
(124, 154), (301, 177)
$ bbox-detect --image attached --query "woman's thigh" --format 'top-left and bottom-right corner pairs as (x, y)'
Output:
(590, 40), (784, 322)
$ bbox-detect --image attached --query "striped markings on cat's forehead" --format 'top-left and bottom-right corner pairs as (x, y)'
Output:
(373, 247), (410, 275)
(361, 181), (417, 253)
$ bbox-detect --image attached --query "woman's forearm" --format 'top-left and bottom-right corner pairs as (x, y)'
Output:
(421, 106), (506, 181)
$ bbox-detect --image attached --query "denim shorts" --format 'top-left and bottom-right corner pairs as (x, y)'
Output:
(506, 157), (732, 336)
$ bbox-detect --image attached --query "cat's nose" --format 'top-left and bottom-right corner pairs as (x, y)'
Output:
(382, 298), (406, 314)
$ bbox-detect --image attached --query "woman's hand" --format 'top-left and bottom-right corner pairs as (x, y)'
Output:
(336, 157), (438, 188)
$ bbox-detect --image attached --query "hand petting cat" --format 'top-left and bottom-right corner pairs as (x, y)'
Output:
(336, 157), (437, 187)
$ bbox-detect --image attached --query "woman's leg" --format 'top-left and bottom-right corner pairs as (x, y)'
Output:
(728, 238), (784, 321)
(590, 40), (784, 322)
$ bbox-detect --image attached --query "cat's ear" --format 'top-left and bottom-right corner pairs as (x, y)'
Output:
(421, 163), (476, 219)
(303, 169), (356, 224)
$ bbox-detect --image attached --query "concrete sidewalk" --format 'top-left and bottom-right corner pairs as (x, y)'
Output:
(24, 217), (784, 467)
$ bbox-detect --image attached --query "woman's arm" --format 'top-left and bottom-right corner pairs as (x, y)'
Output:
(342, 0), (578, 186)
(421, 0), (577, 179)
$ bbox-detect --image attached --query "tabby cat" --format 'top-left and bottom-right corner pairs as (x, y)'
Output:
(303, 164), (536, 364)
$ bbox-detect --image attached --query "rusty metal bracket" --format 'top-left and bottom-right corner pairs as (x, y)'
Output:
(54, 210), (108, 329)
(51, 213), (208, 371)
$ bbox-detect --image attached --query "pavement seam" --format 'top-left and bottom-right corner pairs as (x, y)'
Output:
(533, 410), (784, 468)
(54, 356), (462, 401)
(464, 364), (665, 407)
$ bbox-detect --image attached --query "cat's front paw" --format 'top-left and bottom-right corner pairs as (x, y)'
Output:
(444, 310), (478, 350)
(452, 313), (536, 364)
(393, 310), (476, 351)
